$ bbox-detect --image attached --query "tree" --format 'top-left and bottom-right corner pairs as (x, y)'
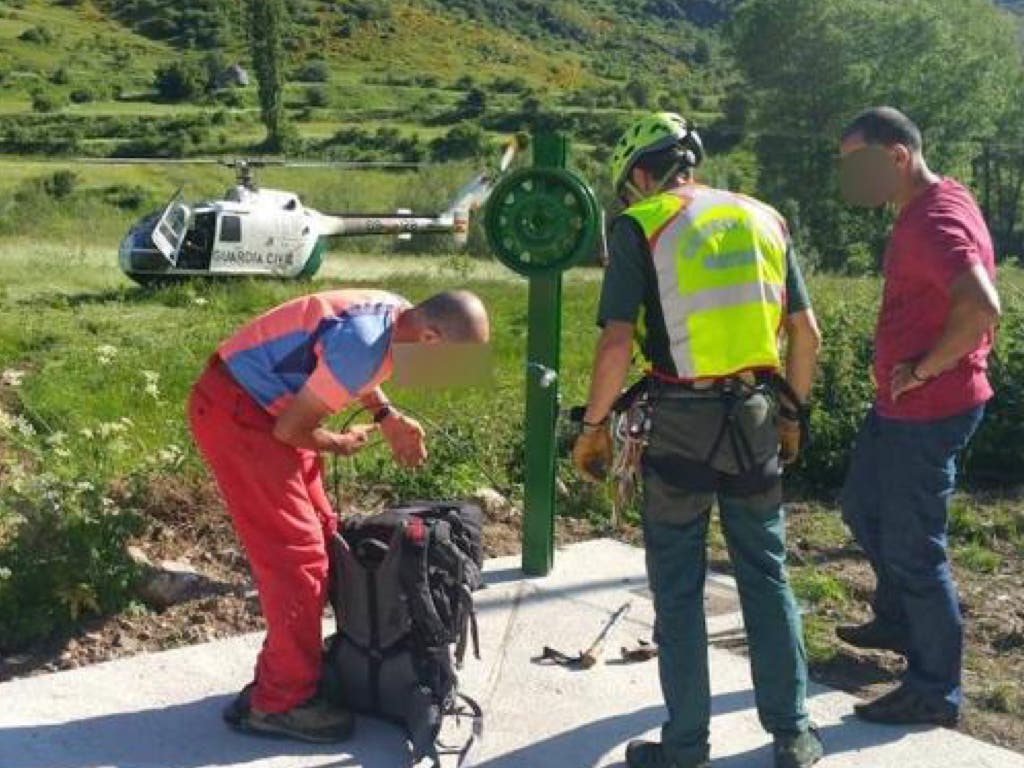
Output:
(154, 60), (206, 102)
(455, 87), (487, 120)
(731, 0), (1022, 269)
(430, 123), (488, 162)
(248, 0), (288, 151)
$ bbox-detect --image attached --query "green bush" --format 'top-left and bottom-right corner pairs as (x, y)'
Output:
(44, 170), (79, 199)
(305, 86), (331, 108)
(30, 89), (62, 114)
(18, 25), (53, 44)
(296, 60), (331, 83)
(153, 60), (206, 102)
(789, 278), (1024, 490)
(0, 472), (144, 652)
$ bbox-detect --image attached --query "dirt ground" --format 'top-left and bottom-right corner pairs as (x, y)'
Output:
(0, 477), (1020, 755)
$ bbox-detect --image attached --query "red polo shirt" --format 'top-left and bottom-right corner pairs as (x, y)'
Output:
(873, 178), (996, 421)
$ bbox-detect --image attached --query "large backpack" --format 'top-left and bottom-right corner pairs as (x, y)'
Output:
(321, 501), (484, 766)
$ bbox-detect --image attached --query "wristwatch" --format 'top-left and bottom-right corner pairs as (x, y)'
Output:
(372, 404), (394, 424)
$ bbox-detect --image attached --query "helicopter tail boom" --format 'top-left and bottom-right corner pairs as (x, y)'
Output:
(315, 212), (457, 238)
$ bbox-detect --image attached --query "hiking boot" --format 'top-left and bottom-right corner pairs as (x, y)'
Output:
(774, 727), (824, 768)
(222, 682), (255, 728)
(836, 619), (907, 655)
(854, 685), (959, 728)
(625, 740), (710, 768)
(244, 698), (355, 744)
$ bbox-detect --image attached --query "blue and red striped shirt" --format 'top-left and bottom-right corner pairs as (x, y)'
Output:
(218, 289), (409, 415)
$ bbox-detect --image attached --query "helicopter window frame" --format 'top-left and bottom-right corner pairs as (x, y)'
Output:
(219, 215), (243, 243)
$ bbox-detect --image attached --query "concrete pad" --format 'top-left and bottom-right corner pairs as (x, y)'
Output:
(1, 539), (1020, 768)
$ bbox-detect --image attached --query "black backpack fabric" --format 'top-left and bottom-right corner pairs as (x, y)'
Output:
(321, 501), (484, 766)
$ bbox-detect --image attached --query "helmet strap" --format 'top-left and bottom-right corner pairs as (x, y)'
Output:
(653, 160), (685, 195)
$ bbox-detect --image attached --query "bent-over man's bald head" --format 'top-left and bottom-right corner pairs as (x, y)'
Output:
(399, 290), (490, 344)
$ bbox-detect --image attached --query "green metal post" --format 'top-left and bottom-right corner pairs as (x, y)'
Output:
(522, 133), (568, 576)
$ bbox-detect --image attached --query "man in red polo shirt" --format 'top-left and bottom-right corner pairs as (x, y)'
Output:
(836, 108), (1001, 727)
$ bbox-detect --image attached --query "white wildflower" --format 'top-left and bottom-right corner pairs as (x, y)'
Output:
(192, 297), (209, 306)
(142, 370), (161, 400)
(97, 420), (129, 439)
(0, 407), (13, 432)
(96, 345), (119, 366)
(45, 431), (67, 447)
(157, 444), (184, 467)
(1, 369), (25, 387)
(79, 427), (94, 440)
(14, 415), (35, 438)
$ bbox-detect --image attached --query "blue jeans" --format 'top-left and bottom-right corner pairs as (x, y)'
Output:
(643, 499), (809, 762)
(840, 405), (984, 710)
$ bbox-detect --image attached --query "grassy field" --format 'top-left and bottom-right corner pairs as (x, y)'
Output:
(0, 239), (1021, 748)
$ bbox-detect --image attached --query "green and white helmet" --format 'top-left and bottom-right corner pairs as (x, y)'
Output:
(610, 112), (704, 196)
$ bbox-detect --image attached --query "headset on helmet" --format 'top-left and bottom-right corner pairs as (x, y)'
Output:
(610, 112), (705, 200)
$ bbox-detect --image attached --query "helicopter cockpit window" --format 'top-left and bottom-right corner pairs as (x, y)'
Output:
(220, 215), (242, 243)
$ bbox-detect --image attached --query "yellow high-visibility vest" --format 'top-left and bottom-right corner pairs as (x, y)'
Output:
(623, 186), (788, 379)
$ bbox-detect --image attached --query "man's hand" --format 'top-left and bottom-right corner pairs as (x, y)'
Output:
(330, 424), (377, 456)
(573, 426), (613, 483)
(891, 360), (928, 402)
(380, 411), (427, 468)
(778, 416), (802, 465)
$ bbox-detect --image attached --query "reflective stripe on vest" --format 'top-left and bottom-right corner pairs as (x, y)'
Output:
(625, 187), (787, 379)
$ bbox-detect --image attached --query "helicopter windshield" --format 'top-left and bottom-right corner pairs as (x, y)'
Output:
(151, 190), (191, 266)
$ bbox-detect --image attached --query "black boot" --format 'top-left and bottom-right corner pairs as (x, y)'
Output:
(854, 685), (959, 727)
(836, 619), (907, 654)
(625, 740), (710, 768)
(222, 682), (255, 727)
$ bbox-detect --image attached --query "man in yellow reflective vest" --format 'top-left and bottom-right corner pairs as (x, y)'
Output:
(574, 113), (824, 768)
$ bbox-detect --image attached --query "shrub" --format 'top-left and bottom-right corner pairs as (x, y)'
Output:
(153, 60), (206, 102)
(30, 89), (61, 113)
(50, 65), (71, 85)
(18, 25), (53, 44)
(296, 60), (331, 82)
(69, 88), (95, 104)
(305, 86), (330, 108)
(44, 170), (78, 199)
(0, 473), (144, 652)
(430, 122), (488, 162)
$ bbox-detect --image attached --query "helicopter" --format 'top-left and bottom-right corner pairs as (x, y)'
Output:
(115, 145), (516, 285)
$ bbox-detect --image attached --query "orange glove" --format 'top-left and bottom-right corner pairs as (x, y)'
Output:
(778, 415), (801, 465)
(572, 425), (613, 483)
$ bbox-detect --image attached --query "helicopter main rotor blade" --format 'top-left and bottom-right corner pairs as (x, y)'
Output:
(286, 161), (429, 169)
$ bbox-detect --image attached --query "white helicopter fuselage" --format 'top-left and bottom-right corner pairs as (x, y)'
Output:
(118, 178), (486, 284)
(119, 185), (323, 282)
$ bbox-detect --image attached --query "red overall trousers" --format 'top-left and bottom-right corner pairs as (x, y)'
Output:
(188, 357), (336, 713)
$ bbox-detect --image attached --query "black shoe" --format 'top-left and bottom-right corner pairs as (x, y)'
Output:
(854, 685), (959, 728)
(774, 727), (824, 768)
(836, 619), (907, 654)
(243, 697), (355, 744)
(625, 740), (710, 768)
(222, 682), (255, 728)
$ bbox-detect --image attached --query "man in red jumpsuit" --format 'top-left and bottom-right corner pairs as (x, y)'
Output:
(188, 289), (490, 743)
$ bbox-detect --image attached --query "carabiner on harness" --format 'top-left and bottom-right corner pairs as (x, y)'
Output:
(611, 382), (652, 525)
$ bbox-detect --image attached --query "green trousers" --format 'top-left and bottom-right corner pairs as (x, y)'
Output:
(641, 394), (809, 762)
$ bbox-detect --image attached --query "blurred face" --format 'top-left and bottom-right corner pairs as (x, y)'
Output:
(839, 131), (914, 208)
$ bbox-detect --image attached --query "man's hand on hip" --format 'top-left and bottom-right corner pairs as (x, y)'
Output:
(380, 411), (428, 468)
(573, 426), (613, 483)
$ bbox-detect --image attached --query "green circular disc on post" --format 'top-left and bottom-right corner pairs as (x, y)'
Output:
(484, 167), (601, 277)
